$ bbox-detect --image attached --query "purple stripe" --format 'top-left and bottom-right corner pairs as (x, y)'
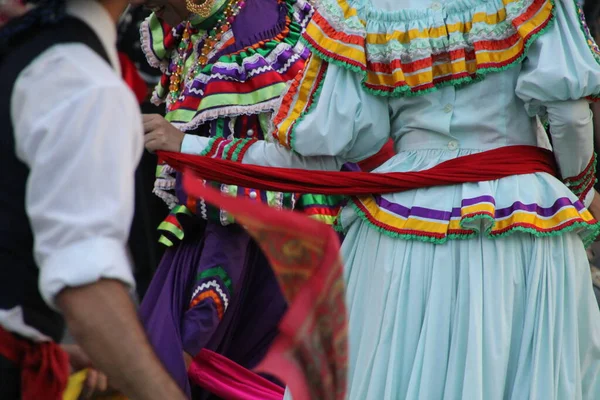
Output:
(373, 195), (585, 222)
(494, 198), (577, 218)
(461, 195), (495, 207)
(187, 53), (301, 90)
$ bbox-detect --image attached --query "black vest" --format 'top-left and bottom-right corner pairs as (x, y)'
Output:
(0, 17), (110, 341)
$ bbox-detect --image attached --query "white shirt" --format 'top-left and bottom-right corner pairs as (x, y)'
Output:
(0, 0), (143, 341)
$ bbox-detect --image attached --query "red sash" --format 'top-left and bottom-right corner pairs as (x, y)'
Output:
(158, 145), (558, 195)
(0, 326), (69, 400)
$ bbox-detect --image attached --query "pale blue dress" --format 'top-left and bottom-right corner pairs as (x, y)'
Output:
(180, 0), (600, 398)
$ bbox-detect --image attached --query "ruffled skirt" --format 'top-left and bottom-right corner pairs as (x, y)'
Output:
(285, 223), (600, 399)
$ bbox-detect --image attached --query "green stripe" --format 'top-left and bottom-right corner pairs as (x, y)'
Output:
(266, 191), (278, 207)
(282, 193), (296, 209)
(173, 205), (193, 217)
(200, 137), (219, 156)
(197, 266), (233, 294)
(230, 138), (252, 162)
(258, 113), (271, 135)
(309, 214), (338, 225)
(222, 140), (238, 160)
(148, 14), (167, 60)
(157, 221), (184, 240)
(159, 235), (174, 247)
(298, 194), (346, 208)
(215, 118), (226, 138)
(166, 84), (287, 123)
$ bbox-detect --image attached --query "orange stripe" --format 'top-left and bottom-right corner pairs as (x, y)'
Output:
(189, 290), (224, 319)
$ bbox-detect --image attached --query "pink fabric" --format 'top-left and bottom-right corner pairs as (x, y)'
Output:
(183, 175), (347, 400)
(189, 349), (284, 400)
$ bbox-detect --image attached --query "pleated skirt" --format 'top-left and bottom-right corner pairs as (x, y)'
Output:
(287, 221), (600, 399)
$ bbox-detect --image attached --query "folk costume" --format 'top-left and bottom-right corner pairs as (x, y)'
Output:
(138, 0), (327, 398)
(161, 0), (600, 398)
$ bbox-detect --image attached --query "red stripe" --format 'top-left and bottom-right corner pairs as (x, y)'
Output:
(564, 154), (595, 184)
(303, 207), (342, 217)
(284, 60), (328, 147)
(310, 12), (365, 47)
(164, 214), (182, 228)
(237, 139), (259, 162)
(513, 0), (547, 27)
(302, 33), (366, 71)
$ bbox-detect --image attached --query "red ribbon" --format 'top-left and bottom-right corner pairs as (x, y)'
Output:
(158, 145), (558, 196)
(0, 327), (70, 400)
(118, 51), (147, 104)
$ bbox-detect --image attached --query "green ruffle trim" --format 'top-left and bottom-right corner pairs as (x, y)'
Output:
(340, 200), (600, 248)
(301, 1), (556, 98)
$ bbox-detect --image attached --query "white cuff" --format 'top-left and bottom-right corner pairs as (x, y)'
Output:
(583, 186), (596, 208)
(39, 237), (136, 311)
(181, 134), (210, 155)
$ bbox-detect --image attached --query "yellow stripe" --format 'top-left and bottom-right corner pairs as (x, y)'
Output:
(358, 196), (596, 236)
(305, 22), (366, 65)
(461, 203), (496, 216)
(309, 214), (338, 225)
(363, 0), (520, 44)
(493, 208), (596, 231)
(335, 0), (357, 19)
(363, 3), (549, 90)
(276, 54), (325, 146)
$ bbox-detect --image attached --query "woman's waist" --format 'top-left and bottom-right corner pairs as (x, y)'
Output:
(175, 182), (298, 224)
(154, 176), (347, 246)
(392, 131), (540, 157)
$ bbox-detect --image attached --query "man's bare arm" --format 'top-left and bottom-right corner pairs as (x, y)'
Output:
(56, 279), (185, 400)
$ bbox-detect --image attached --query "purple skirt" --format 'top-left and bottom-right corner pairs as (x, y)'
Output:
(140, 221), (287, 398)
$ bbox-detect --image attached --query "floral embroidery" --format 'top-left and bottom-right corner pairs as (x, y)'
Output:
(189, 266), (233, 319)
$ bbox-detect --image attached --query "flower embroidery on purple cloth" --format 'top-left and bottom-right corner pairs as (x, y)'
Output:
(189, 266), (233, 319)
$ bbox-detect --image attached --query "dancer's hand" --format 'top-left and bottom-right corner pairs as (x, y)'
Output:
(143, 114), (185, 153)
(62, 344), (110, 398)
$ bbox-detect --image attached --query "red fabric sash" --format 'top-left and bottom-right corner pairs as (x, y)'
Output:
(158, 145), (558, 195)
(0, 326), (70, 400)
(118, 51), (147, 104)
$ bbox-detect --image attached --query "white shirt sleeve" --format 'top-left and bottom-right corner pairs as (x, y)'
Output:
(11, 44), (143, 309)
